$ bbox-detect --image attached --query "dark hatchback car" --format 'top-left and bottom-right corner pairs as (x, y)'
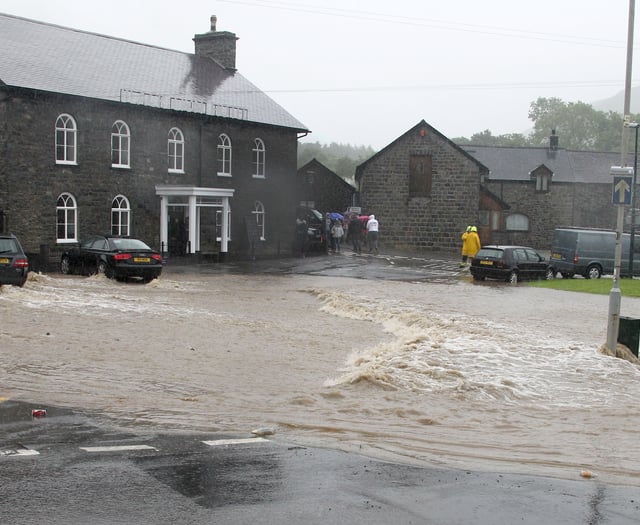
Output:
(470, 245), (552, 284)
(0, 233), (29, 287)
(296, 206), (325, 250)
(60, 235), (163, 283)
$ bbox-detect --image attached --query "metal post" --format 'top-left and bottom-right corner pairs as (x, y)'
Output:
(629, 124), (639, 276)
(607, 0), (635, 352)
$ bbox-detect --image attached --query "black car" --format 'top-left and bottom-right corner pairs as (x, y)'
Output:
(470, 245), (552, 283)
(0, 233), (29, 287)
(296, 206), (326, 250)
(61, 235), (163, 283)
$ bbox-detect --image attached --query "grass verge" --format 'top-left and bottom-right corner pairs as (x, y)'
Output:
(528, 277), (640, 297)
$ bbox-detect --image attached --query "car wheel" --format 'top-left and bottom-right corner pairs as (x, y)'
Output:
(508, 271), (518, 284)
(61, 255), (71, 275)
(97, 260), (114, 279)
(545, 268), (555, 280)
(586, 264), (602, 279)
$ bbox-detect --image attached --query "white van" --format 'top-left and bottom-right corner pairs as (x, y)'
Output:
(549, 227), (640, 279)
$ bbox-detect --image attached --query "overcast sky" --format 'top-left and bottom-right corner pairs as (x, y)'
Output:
(2, 0), (636, 149)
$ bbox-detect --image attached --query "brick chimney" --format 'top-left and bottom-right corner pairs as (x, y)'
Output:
(193, 15), (238, 71)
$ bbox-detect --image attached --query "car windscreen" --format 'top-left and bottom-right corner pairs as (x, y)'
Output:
(475, 248), (503, 259)
(111, 238), (152, 251)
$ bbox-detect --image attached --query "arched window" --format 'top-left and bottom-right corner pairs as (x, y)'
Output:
(56, 193), (77, 242)
(55, 114), (77, 164)
(506, 213), (529, 231)
(168, 127), (184, 173)
(252, 201), (266, 240)
(217, 133), (232, 176)
(111, 120), (130, 168)
(252, 138), (265, 178)
(111, 195), (131, 236)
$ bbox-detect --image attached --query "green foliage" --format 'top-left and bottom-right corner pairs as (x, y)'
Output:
(298, 141), (376, 183)
(455, 97), (640, 152)
(529, 277), (640, 297)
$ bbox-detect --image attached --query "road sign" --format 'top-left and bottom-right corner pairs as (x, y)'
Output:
(611, 166), (634, 206)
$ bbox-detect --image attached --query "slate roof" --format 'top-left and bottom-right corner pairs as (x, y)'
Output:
(461, 144), (622, 184)
(0, 13), (308, 131)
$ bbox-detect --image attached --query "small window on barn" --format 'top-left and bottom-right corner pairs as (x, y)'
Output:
(506, 213), (529, 231)
(409, 155), (432, 197)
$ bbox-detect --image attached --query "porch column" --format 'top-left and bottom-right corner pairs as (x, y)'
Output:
(221, 197), (230, 253)
(188, 195), (197, 254)
(159, 196), (168, 255)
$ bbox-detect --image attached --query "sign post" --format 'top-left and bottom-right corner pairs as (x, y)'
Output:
(607, 166), (634, 352)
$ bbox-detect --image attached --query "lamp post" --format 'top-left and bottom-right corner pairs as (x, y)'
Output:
(629, 123), (639, 277)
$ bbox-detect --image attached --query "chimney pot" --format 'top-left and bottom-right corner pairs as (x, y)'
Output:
(210, 15), (217, 32)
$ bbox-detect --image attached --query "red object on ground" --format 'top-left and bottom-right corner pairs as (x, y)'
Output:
(31, 409), (47, 418)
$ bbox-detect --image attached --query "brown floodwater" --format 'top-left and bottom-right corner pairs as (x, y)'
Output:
(2, 270), (640, 486)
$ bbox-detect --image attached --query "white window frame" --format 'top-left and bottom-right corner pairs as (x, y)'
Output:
(535, 174), (550, 192)
(252, 201), (266, 240)
(252, 138), (266, 178)
(56, 192), (78, 243)
(55, 114), (77, 165)
(168, 127), (185, 173)
(111, 195), (131, 236)
(111, 120), (130, 168)
(217, 133), (232, 177)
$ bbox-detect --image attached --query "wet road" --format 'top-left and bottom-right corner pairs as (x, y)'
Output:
(2, 249), (640, 523)
(2, 399), (638, 525)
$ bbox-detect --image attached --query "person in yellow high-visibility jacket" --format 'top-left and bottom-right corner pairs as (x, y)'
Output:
(461, 225), (481, 268)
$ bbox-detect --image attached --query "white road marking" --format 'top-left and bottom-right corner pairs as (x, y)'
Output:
(202, 438), (268, 446)
(80, 445), (157, 452)
(1, 448), (40, 456)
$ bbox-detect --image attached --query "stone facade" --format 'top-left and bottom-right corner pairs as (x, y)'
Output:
(0, 88), (299, 265)
(355, 121), (487, 252)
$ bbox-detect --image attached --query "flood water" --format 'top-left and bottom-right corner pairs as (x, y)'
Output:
(2, 269), (640, 486)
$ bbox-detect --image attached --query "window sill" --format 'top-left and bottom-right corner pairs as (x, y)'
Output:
(168, 169), (185, 174)
(111, 165), (131, 170)
(252, 174), (266, 179)
(55, 161), (78, 166)
(217, 173), (232, 178)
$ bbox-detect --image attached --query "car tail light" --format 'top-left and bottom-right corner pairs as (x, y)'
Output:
(151, 254), (162, 261)
(114, 253), (132, 261)
(574, 254), (579, 264)
(13, 258), (29, 268)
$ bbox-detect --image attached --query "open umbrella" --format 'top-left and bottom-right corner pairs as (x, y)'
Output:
(329, 212), (344, 221)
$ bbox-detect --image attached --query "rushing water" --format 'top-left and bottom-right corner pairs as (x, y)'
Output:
(2, 270), (640, 486)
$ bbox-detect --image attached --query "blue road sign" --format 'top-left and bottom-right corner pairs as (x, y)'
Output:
(612, 175), (633, 205)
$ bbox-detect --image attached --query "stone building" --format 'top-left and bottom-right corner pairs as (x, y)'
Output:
(356, 122), (624, 253)
(297, 158), (355, 214)
(462, 136), (621, 249)
(354, 120), (488, 252)
(0, 13), (308, 266)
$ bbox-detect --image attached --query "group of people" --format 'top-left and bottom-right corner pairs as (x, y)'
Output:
(326, 213), (379, 255)
(460, 225), (481, 268)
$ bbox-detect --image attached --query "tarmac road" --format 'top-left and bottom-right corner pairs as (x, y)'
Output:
(2, 400), (639, 525)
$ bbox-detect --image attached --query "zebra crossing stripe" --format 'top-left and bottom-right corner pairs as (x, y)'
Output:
(80, 445), (158, 452)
